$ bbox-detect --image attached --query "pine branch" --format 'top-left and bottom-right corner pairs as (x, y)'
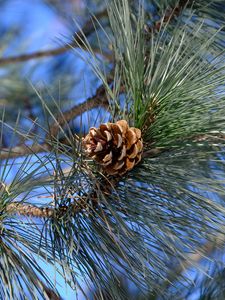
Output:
(2, 1), (225, 298)
(0, 9), (109, 66)
(6, 174), (118, 218)
(7, 203), (51, 217)
(0, 143), (50, 160)
(49, 81), (111, 137)
(3, 130), (225, 218)
(0, 83), (110, 159)
(6, 193), (93, 218)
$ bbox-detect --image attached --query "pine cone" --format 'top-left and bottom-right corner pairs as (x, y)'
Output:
(83, 120), (143, 175)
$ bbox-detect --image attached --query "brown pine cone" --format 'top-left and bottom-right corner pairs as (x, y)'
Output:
(83, 120), (143, 175)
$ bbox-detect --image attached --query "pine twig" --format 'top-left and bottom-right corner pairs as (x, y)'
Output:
(6, 198), (87, 218)
(49, 81), (111, 138)
(0, 0), (203, 218)
(0, 0), (192, 66)
(0, 143), (50, 160)
(6, 174), (119, 218)
(0, 0), (193, 159)
(4, 130), (225, 217)
(7, 202), (54, 218)
(0, 84), (110, 159)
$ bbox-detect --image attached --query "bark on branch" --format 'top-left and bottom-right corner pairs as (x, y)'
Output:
(49, 81), (110, 138)
(0, 143), (50, 160)
(0, 9), (108, 66)
(0, 0), (191, 66)
(0, 84), (110, 159)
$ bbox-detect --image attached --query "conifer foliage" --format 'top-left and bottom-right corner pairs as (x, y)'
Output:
(1, 0), (225, 299)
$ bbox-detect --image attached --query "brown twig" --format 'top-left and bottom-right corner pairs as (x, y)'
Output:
(0, 83), (110, 159)
(6, 202), (52, 218)
(3, 130), (225, 215)
(0, 9), (108, 66)
(0, 143), (50, 160)
(49, 81), (111, 137)
(0, 1), (191, 67)
(7, 199), (84, 218)
(6, 191), (96, 218)
(5, 173), (120, 218)
(154, 0), (193, 31)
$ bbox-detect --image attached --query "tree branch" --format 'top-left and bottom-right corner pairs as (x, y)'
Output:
(6, 174), (119, 218)
(0, 9), (108, 66)
(0, 143), (50, 160)
(0, 1), (205, 224)
(0, 84), (110, 159)
(0, 0), (192, 66)
(146, 0), (193, 33)
(49, 81), (110, 137)
(4, 130), (225, 218)
(7, 200), (82, 218)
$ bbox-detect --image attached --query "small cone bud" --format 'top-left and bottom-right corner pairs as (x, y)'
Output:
(83, 120), (143, 175)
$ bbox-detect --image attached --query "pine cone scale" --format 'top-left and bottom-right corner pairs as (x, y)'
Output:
(114, 161), (125, 170)
(105, 131), (112, 141)
(116, 134), (123, 148)
(118, 145), (126, 160)
(126, 129), (138, 150)
(94, 142), (103, 152)
(127, 144), (138, 159)
(126, 158), (135, 171)
(116, 120), (128, 136)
